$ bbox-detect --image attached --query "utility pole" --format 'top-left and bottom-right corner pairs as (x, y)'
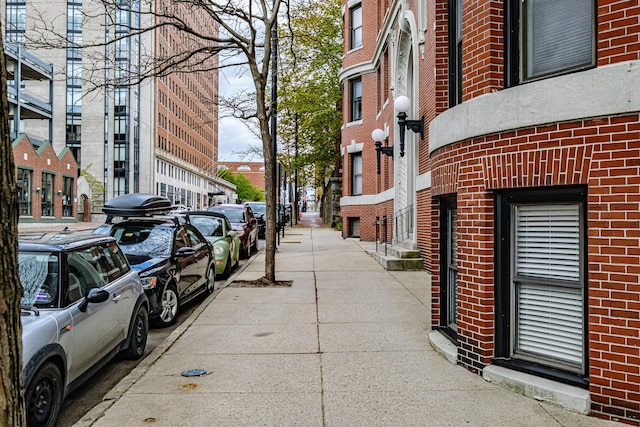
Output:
(270, 0), (278, 243)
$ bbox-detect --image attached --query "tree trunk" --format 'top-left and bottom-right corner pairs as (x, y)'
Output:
(0, 30), (27, 426)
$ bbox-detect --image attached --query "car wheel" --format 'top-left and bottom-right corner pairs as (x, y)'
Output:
(223, 256), (232, 278)
(122, 306), (148, 360)
(157, 284), (179, 327)
(205, 265), (216, 294)
(241, 241), (250, 259)
(25, 362), (63, 427)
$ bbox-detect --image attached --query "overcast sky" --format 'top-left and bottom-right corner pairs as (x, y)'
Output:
(217, 67), (263, 163)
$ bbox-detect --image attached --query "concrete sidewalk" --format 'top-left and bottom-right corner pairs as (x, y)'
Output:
(75, 212), (620, 426)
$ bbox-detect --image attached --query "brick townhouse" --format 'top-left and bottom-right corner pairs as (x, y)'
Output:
(340, 0), (640, 424)
(13, 135), (78, 223)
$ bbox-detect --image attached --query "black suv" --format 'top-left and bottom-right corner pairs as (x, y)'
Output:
(94, 194), (215, 327)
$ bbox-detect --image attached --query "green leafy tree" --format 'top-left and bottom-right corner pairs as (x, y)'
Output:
(219, 169), (264, 202)
(277, 0), (343, 209)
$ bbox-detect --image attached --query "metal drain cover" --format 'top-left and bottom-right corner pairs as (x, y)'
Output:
(181, 369), (207, 377)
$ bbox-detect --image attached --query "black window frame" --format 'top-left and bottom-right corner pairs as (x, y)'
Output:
(349, 4), (363, 50)
(448, 0), (463, 107)
(439, 195), (458, 343)
(350, 77), (362, 122)
(17, 167), (32, 216)
(505, 0), (597, 88)
(349, 77), (362, 122)
(494, 186), (588, 388)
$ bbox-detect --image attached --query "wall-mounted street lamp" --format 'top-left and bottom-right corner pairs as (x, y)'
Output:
(394, 95), (424, 157)
(372, 128), (392, 175)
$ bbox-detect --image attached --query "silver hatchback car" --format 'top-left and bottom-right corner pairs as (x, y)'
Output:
(19, 231), (149, 427)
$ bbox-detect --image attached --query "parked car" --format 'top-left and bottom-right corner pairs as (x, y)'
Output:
(95, 193), (215, 327)
(186, 211), (241, 277)
(245, 201), (266, 239)
(208, 204), (258, 258)
(19, 230), (149, 427)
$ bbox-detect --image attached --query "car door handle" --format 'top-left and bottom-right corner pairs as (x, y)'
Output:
(112, 294), (122, 303)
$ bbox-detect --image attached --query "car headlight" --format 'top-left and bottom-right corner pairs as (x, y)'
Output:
(214, 245), (224, 255)
(140, 276), (158, 290)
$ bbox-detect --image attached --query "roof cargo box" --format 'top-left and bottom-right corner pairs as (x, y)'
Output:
(102, 193), (172, 217)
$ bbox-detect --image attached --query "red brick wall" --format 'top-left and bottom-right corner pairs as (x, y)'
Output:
(431, 114), (640, 422)
(597, 0), (640, 65)
(13, 136), (78, 220)
(462, 0), (503, 100)
(219, 161), (266, 191)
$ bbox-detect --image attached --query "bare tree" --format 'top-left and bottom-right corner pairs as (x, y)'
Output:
(28, 0), (288, 282)
(0, 24), (27, 426)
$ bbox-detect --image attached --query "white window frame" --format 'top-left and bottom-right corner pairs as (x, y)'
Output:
(351, 153), (362, 195)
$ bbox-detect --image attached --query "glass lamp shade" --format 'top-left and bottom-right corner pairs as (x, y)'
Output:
(394, 95), (411, 113)
(371, 128), (385, 142)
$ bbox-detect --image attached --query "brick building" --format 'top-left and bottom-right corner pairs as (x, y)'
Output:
(341, 0), (640, 423)
(14, 135), (78, 224)
(218, 161), (266, 191)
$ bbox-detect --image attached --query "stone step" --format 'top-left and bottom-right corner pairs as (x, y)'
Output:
(387, 246), (421, 259)
(367, 249), (424, 271)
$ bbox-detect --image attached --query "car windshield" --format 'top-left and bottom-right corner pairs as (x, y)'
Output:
(18, 251), (59, 308)
(190, 216), (224, 237)
(248, 203), (266, 215)
(108, 225), (173, 257)
(210, 208), (244, 223)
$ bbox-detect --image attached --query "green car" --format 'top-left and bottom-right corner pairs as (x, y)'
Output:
(186, 211), (240, 278)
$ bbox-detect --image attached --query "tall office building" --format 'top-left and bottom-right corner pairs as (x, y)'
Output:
(2, 0), (227, 210)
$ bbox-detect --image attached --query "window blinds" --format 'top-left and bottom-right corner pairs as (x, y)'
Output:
(514, 203), (583, 369)
(525, 0), (593, 79)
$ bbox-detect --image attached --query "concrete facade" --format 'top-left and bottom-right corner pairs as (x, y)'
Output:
(341, 0), (640, 424)
(1, 0), (225, 212)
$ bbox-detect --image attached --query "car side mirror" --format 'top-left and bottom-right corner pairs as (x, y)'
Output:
(78, 288), (109, 312)
(176, 247), (196, 257)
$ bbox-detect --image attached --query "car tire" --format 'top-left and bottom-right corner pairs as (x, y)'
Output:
(156, 284), (179, 327)
(122, 305), (148, 360)
(223, 256), (232, 278)
(25, 362), (63, 427)
(205, 265), (216, 294)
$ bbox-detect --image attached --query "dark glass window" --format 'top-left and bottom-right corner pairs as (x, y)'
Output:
(350, 5), (363, 49)
(17, 168), (32, 216)
(448, 0), (462, 106)
(350, 78), (362, 122)
(505, 0), (595, 86)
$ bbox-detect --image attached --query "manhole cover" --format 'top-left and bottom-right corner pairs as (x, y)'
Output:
(181, 369), (207, 377)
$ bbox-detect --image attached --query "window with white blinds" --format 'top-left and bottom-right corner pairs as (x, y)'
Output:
(515, 204), (580, 281)
(512, 203), (583, 371)
(523, 0), (595, 81)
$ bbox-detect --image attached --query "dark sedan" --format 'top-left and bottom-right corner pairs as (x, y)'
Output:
(208, 204), (258, 258)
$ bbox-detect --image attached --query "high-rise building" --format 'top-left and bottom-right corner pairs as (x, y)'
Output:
(2, 0), (231, 212)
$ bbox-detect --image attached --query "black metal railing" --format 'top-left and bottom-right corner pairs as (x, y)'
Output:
(394, 204), (414, 242)
(375, 215), (389, 256)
